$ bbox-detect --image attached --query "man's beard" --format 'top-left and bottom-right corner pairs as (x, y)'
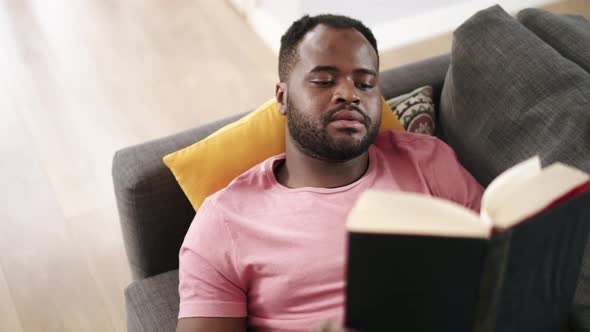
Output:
(286, 97), (380, 162)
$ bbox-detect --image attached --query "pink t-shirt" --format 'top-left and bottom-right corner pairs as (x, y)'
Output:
(178, 130), (483, 331)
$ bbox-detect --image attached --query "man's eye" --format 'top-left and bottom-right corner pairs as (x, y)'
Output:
(357, 83), (374, 90)
(311, 80), (334, 87)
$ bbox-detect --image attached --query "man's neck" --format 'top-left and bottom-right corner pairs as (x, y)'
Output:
(275, 139), (370, 189)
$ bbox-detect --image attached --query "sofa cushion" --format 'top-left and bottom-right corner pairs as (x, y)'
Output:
(439, 5), (590, 187)
(440, 7), (590, 328)
(163, 97), (404, 212)
(125, 270), (179, 332)
(517, 8), (590, 73)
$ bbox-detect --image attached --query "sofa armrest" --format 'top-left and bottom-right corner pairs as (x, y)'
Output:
(125, 270), (179, 332)
(112, 112), (246, 280)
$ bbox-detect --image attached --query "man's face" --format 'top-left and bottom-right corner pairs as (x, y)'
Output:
(282, 25), (381, 161)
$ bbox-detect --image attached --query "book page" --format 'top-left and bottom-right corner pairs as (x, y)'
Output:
(481, 156), (541, 225)
(347, 191), (490, 238)
(490, 163), (590, 230)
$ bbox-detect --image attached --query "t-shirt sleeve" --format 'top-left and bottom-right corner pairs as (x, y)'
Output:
(426, 140), (484, 213)
(178, 197), (247, 318)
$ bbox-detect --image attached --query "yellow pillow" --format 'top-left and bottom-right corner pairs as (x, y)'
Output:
(163, 96), (404, 211)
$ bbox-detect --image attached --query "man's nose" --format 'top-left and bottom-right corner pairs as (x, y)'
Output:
(332, 79), (360, 105)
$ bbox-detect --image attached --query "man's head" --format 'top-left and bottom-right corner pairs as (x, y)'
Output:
(276, 15), (382, 162)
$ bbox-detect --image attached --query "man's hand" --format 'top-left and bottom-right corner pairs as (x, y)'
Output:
(309, 321), (360, 332)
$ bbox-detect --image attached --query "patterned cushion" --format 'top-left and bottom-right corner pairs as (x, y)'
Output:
(386, 86), (435, 135)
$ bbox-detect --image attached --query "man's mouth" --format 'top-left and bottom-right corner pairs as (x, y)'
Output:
(328, 109), (367, 131)
(330, 109), (365, 123)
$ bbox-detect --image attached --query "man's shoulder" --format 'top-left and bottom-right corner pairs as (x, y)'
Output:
(374, 130), (448, 151)
(205, 154), (282, 206)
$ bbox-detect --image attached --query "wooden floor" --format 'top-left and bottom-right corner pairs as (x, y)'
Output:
(0, 0), (588, 331)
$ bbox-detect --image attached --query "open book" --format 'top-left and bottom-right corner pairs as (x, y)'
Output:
(344, 156), (590, 332)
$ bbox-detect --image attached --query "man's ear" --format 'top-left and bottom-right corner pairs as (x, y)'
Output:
(275, 82), (287, 116)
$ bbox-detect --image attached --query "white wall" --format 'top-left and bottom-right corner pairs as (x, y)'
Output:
(237, 0), (559, 53)
(299, 0), (467, 25)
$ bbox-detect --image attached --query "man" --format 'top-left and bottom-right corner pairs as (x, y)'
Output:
(176, 14), (483, 332)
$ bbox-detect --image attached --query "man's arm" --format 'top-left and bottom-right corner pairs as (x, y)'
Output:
(425, 139), (484, 212)
(176, 318), (359, 332)
(177, 198), (248, 329)
(176, 317), (246, 332)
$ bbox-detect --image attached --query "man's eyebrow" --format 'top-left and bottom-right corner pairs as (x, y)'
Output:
(309, 66), (339, 73)
(308, 66), (377, 76)
(354, 68), (377, 76)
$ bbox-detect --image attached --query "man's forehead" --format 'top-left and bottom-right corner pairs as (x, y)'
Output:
(295, 24), (378, 72)
(300, 24), (363, 45)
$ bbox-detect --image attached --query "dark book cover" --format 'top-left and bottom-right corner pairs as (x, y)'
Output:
(490, 187), (590, 332)
(345, 233), (488, 331)
(345, 188), (590, 332)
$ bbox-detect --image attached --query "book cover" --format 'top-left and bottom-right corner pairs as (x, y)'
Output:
(344, 157), (590, 332)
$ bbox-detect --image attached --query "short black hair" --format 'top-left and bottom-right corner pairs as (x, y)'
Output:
(278, 14), (378, 82)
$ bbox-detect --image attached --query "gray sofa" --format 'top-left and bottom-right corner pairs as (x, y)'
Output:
(112, 6), (590, 332)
